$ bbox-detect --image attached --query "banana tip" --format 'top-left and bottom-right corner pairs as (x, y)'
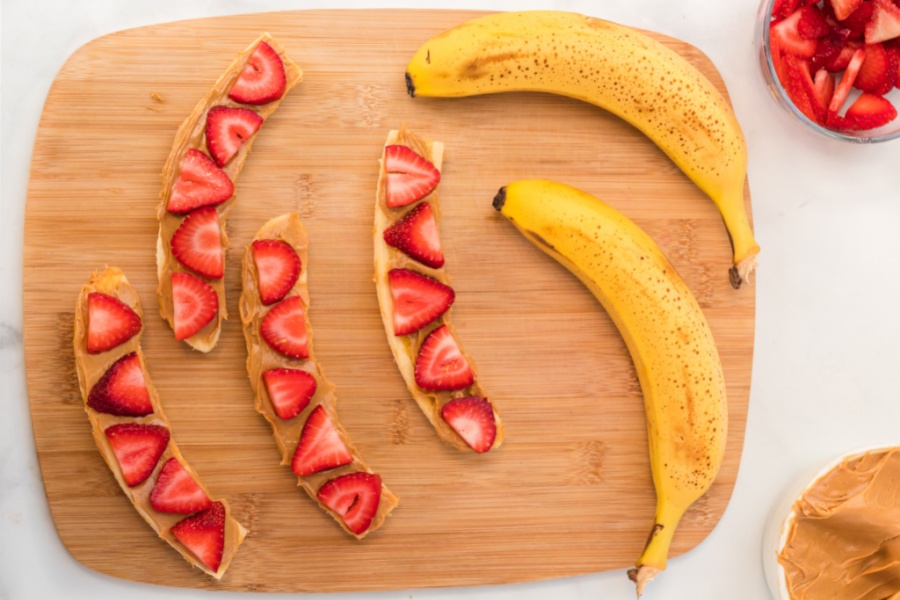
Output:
(405, 72), (416, 98)
(492, 187), (507, 211)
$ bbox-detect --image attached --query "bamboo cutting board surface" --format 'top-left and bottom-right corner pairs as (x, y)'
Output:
(23, 9), (755, 593)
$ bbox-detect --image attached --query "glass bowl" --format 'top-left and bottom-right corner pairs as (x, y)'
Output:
(755, 0), (900, 143)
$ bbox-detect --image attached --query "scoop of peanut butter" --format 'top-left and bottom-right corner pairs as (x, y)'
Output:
(778, 447), (900, 599)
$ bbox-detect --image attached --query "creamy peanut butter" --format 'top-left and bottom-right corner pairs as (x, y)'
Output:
(239, 213), (399, 539)
(74, 267), (246, 579)
(156, 34), (302, 352)
(778, 447), (900, 599)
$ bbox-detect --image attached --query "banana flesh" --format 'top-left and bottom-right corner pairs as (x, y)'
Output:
(406, 10), (759, 288)
(493, 180), (728, 597)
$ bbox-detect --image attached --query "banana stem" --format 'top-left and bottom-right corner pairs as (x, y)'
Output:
(627, 500), (687, 597)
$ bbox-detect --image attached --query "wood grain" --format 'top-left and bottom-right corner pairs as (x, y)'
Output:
(22, 9), (755, 592)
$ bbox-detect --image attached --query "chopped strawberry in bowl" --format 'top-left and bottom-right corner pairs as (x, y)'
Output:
(757, 0), (900, 141)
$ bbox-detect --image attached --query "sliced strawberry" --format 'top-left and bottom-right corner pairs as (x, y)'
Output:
(811, 32), (846, 70)
(150, 458), (212, 514)
(228, 41), (286, 105)
(798, 5), (831, 38)
(841, 1), (875, 38)
(440, 396), (497, 454)
(813, 68), (837, 111)
(388, 268), (455, 336)
(262, 368), (317, 420)
(829, 47), (868, 116)
(854, 43), (894, 92)
(841, 91), (898, 128)
(825, 38), (865, 70)
(171, 272), (218, 341)
(383, 145), (441, 208)
(86, 292), (141, 354)
(104, 423), (170, 487)
(166, 149), (234, 215)
(87, 352), (152, 417)
(251, 239), (300, 306)
(831, 0), (863, 20)
(866, 0), (900, 43)
(205, 105), (263, 167)
(383, 202), (445, 268)
(316, 472), (382, 536)
(771, 8), (818, 58)
(291, 405), (353, 477)
(260, 296), (308, 359)
(170, 501), (226, 573)
(170, 207), (224, 280)
(781, 54), (820, 122)
(774, 0), (803, 20)
(414, 324), (474, 392)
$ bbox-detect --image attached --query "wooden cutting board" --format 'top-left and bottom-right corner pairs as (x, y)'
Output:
(23, 9), (755, 593)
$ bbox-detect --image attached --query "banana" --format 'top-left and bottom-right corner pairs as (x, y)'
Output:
(493, 179), (727, 597)
(406, 10), (759, 288)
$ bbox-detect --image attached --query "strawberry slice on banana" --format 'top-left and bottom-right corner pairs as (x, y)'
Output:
(205, 105), (263, 167)
(383, 202), (445, 268)
(291, 405), (353, 477)
(87, 352), (153, 417)
(170, 207), (224, 280)
(150, 458), (213, 514)
(383, 144), (441, 208)
(86, 292), (142, 354)
(104, 422), (170, 487)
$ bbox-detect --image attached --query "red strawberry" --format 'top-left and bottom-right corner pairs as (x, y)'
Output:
(798, 5), (831, 38)
(228, 41), (286, 105)
(166, 149), (234, 215)
(770, 8), (818, 57)
(388, 268), (454, 336)
(291, 405), (353, 477)
(414, 324), (474, 392)
(854, 43), (895, 92)
(813, 68), (837, 110)
(262, 368), (317, 420)
(774, 0), (802, 20)
(260, 296), (309, 359)
(383, 145), (441, 208)
(841, 1), (875, 38)
(171, 272), (218, 341)
(812, 33), (846, 70)
(440, 396), (497, 454)
(316, 472), (382, 536)
(866, 0), (900, 43)
(104, 423), (170, 487)
(86, 292), (141, 354)
(170, 501), (226, 573)
(251, 239), (300, 305)
(170, 207), (224, 280)
(781, 54), (821, 122)
(150, 458), (212, 514)
(841, 91), (898, 128)
(383, 202), (445, 268)
(205, 105), (263, 167)
(87, 352), (152, 417)
(831, 0), (863, 20)
(829, 47), (868, 116)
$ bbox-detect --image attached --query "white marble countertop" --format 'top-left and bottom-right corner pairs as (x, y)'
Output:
(4, 0), (900, 598)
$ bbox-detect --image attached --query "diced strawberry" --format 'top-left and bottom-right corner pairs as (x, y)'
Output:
(774, 0), (803, 20)
(251, 239), (300, 306)
(855, 43), (897, 93)
(813, 68), (837, 110)
(86, 292), (141, 354)
(831, 0), (863, 20)
(228, 41), (286, 105)
(291, 405), (353, 477)
(771, 8), (818, 57)
(829, 47), (868, 115)
(170, 501), (226, 573)
(414, 324), (474, 392)
(440, 396), (497, 454)
(166, 149), (234, 215)
(205, 105), (263, 167)
(798, 5), (831, 38)
(841, 1), (875, 38)
(316, 472), (382, 535)
(87, 352), (152, 417)
(170, 207), (224, 280)
(866, 0), (900, 43)
(781, 55), (821, 122)
(811, 32), (846, 70)
(388, 268), (454, 336)
(104, 423), (170, 487)
(260, 296), (308, 359)
(841, 91), (898, 127)
(383, 145), (441, 208)
(171, 272), (218, 341)
(262, 368), (317, 420)
(383, 202), (445, 268)
(150, 458), (212, 514)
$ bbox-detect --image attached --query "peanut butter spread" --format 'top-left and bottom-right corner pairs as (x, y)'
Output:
(74, 267), (246, 579)
(156, 34), (302, 352)
(778, 447), (900, 599)
(239, 213), (398, 539)
(373, 128), (504, 452)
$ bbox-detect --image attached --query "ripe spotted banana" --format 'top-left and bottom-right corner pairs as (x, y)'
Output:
(406, 10), (759, 288)
(493, 179), (727, 597)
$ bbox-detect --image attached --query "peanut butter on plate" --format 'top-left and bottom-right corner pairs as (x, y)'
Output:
(778, 447), (900, 599)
